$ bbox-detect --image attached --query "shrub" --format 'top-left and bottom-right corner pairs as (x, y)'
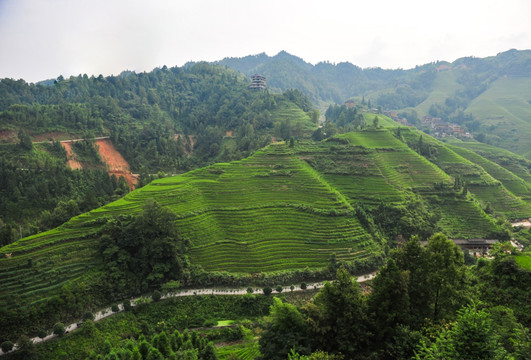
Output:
(83, 311), (95, 321)
(263, 286), (272, 296)
(1, 341), (14, 353)
(123, 299), (132, 311)
(203, 319), (217, 327)
(290, 285), (295, 292)
(16, 335), (35, 356)
(111, 304), (120, 312)
(38, 329), (47, 339)
(301, 282), (307, 290)
(53, 322), (65, 337)
(276, 285), (283, 293)
(152, 290), (162, 302)
(247, 287), (254, 294)
(81, 319), (96, 337)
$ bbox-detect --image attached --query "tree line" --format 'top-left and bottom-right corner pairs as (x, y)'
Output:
(259, 234), (530, 360)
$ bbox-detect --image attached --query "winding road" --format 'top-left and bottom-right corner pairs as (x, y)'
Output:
(0, 273), (376, 355)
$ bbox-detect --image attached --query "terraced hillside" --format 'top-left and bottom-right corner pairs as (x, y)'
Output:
(399, 128), (531, 219)
(0, 130), (521, 325)
(447, 139), (531, 188)
(0, 142), (380, 313)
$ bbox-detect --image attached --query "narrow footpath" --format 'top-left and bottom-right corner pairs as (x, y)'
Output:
(0, 273), (376, 355)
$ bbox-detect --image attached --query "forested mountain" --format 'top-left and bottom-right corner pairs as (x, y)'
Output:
(0, 63), (318, 245)
(3, 127), (531, 344)
(216, 49), (531, 156)
(1, 53), (530, 359)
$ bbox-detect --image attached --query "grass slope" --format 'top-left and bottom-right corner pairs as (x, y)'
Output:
(415, 71), (464, 116)
(515, 254), (531, 270)
(465, 77), (531, 156)
(400, 129), (531, 219)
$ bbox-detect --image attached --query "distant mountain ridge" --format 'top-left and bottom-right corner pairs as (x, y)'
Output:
(215, 49), (531, 157)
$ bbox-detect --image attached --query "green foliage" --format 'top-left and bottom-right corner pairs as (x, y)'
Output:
(152, 290), (162, 302)
(393, 234), (468, 325)
(415, 304), (507, 360)
(367, 258), (410, 349)
(16, 334), (36, 359)
(475, 255), (531, 326)
(1, 340), (14, 353)
(53, 322), (65, 337)
(262, 287), (272, 296)
(305, 267), (368, 358)
(83, 311), (94, 321)
(98, 199), (188, 295)
(259, 298), (311, 360)
(17, 129), (33, 151)
(72, 139), (102, 165)
(325, 105), (366, 131)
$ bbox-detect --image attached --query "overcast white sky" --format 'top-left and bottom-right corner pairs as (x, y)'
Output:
(0, 0), (529, 82)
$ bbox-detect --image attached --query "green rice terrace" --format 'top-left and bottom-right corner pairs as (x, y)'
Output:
(0, 129), (525, 316)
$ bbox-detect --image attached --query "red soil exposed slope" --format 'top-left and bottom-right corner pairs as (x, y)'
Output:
(95, 138), (137, 188)
(61, 141), (83, 170)
(61, 138), (137, 188)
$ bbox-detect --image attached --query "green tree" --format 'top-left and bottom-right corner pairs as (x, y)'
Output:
(415, 304), (507, 360)
(373, 116), (379, 128)
(17, 129), (33, 151)
(152, 290), (162, 302)
(16, 334), (36, 359)
(305, 267), (369, 358)
(83, 310), (94, 321)
(425, 233), (466, 320)
(0, 341), (14, 353)
(99, 199), (188, 294)
(259, 297), (311, 360)
(53, 322), (65, 337)
(367, 258), (411, 349)
(263, 286), (272, 296)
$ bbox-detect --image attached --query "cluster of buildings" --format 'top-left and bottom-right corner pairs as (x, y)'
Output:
(420, 116), (473, 139)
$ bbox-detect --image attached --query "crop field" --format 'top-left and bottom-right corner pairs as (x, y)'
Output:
(0, 142), (381, 309)
(0, 130), (519, 312)
(448, 139), (531, 184)
(270, 100), (317, 134)
(431, 197), (499, 239)
(399, 130), (531, 219)
(217, 341), (260, 360)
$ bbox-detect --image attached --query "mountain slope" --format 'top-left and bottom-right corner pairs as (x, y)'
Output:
(216, 50), (531, 157)
(2, 128), (526, 340)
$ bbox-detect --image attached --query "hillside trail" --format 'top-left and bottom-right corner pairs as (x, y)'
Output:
(0, 273), (376, 355)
